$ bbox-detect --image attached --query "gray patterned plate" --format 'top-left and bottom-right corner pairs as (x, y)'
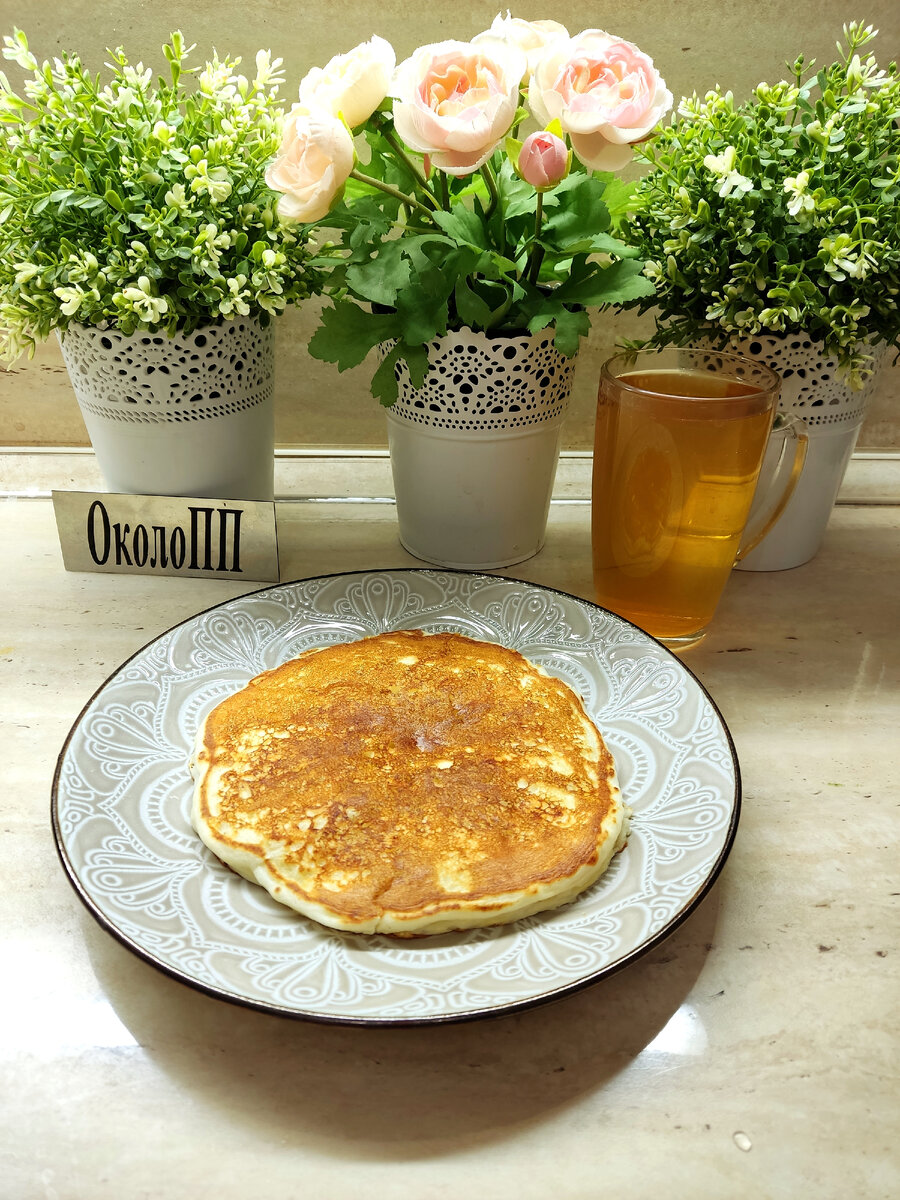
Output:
(53, 570), (739, 1025)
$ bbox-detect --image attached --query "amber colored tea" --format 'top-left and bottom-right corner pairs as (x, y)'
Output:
(592, 365), (776, 647)
(610, 368), (760, 400)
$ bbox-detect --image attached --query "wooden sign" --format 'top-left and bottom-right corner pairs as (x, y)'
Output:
(52, 491), (280, 582)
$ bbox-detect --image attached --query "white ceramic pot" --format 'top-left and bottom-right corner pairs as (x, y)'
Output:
(700, 332), (884, 570)
(737, 415), (862, 571)
(59, 317), (275, 501)
(383, 327), (576, 569)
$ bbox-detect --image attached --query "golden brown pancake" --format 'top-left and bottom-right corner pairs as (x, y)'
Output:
(191, 630), (627, 935)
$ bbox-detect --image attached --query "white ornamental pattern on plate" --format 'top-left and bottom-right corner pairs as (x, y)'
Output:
(54, 570), (739, 1023)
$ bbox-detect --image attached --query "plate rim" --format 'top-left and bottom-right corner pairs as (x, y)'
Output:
(51, 567), (742, 1026)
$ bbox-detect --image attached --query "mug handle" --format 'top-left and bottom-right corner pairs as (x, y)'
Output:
(736, 414), (809, 561)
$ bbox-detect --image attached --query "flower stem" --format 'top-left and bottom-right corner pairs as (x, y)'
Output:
(378, 125), (439, 205)
(527, 193), (545, 285)
(368, 111), (441, 210)
(349, 169), (434, 218)
(480, 161), (500, 219)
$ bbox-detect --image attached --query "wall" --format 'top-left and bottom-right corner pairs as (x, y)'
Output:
(0, 0), (896, 450)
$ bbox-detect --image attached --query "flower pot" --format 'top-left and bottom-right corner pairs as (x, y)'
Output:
(59, 317), (275, 501)
(383, 327), (576, 569)
(698, 332), (884, 570)
(738, 414), (861, 571)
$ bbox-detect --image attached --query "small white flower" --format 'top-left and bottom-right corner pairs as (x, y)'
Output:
(820, 234), (867, 280)
(14, 261), (40, 285)
(703, 146), (754, 197)
(253, 49), (283, 90)
(731, 308), (757, 328)
(199, 61), (237, 99)
(119, 275), (169, 323)
(185, 158), (233, 204)
(61, 251), (103, 284)
(53, 284), (87, 316)
(677, 94), (703, 120)
(219, 275), (251, 316)
(164, 183), (190, 212)
(783, 170), (815, 217)
(0, 321), (34, 363)
(122, 64), (152, 91)
(2, 32), (38, 72)
(114, 85), (138, 113)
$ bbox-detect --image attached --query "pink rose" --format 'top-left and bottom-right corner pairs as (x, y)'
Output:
(516, 129), (570, 190)
(265, 107), (355, 222)
(391, 38), (527, 176)
(528, 30), (672, 172)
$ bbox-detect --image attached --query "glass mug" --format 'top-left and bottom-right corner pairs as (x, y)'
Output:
(592, 347), (808, 650)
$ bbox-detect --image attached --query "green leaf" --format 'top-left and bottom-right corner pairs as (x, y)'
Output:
(542, 230), (639, 259)
(555, 259), (655, 306)
(520, 293), (591, 355)
(431, 206), (492, 251)
(454, 275), (495, 328)
(505, 135), (524, 167)
(371, 340), (430, 406)
(498, 171), (539, 221)
(394, 276), (449, 345)
(541, 175), (612, 249)
(592, 172), (638, 226)
(402, 341), (431, 389)
(551, 307), (592, 356)
(306, 300), (400, 371)
(371, 343), (403, 406)
(346, 238), (410, 306)
(330, 195), (396, 239)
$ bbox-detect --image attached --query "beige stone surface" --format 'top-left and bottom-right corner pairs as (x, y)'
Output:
(1, 453), (899, 1199)
(0, 0), (897, 451)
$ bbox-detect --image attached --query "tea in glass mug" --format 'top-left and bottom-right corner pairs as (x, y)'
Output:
(592, 348), (807, 649)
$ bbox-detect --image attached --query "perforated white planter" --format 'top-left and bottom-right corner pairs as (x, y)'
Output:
(59, 317), (275, 501)
(383, 328), (576, 569)
(697, 332), (884, 570)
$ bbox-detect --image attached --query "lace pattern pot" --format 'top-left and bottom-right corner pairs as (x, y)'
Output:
(382, 327), (577, 569)
(59, 317), (275, 501)
(717, 332), (881, 430)
(697, 331), (884, 570)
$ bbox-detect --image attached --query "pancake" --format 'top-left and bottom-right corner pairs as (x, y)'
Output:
(190, 629), (627, 936)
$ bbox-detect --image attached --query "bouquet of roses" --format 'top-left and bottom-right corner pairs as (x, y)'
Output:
(265, 13), (671, 403)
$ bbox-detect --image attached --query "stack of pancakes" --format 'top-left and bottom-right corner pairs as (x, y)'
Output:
(191, 630), (627, 936)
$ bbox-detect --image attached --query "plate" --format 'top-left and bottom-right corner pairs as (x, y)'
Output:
(53, 569), (740, 1025)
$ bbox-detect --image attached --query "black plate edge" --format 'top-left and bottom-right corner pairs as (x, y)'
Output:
(50, 566), (742, 1027)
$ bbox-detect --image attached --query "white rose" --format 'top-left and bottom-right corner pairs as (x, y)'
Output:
(474, 13), (569, 77)
(298, 35), (396, 129)
(265, 107), (355, 223)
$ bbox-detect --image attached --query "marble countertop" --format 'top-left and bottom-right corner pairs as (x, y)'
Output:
(2, 453), (898, 1200)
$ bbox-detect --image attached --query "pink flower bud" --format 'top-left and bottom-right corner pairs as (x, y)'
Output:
(517, 130), (569, 190)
